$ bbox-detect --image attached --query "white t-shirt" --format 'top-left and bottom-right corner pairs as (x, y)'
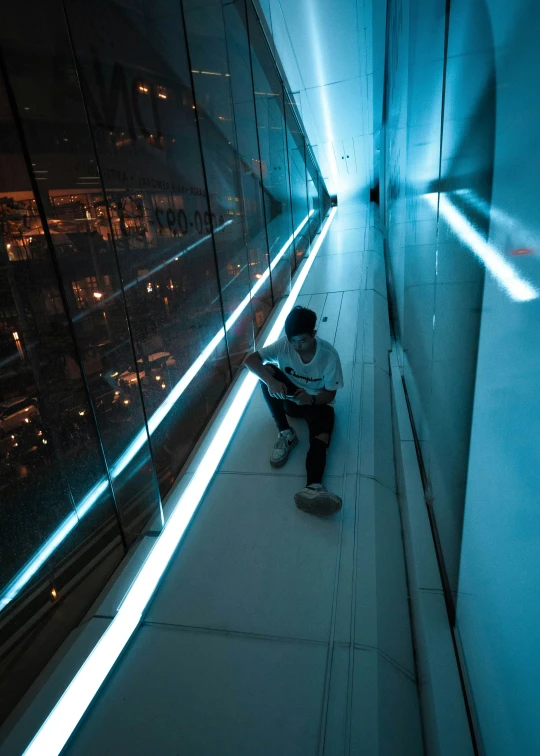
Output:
(258, 337), (344, 397)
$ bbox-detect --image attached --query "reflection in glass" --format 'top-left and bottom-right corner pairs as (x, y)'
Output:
(222, 0), (275, 335)
(1, 0), (163, 544)
(285, 91), (310, 268)
(0, 52), (123, 722)
(183, 0), (264, 374)
(248, 0), (294, 301)
(306, 149), (322, 243)
(65, 0), (232, 495)
(0, 0), (329, 726)
(384, 0), (491, 597)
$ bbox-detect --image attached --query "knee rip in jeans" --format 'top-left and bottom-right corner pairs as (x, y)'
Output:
(314, 432), (330, 446)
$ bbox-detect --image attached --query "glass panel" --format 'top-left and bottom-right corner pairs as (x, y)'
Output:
(320, 171), (330, 216)
(284, 90), (310, 268)
(1, 0), (162, 542)
(454, 2), (538, 751)
(433, 0), (491, 595)
(321, 177), (331, 216)
(222, 0), (273, 335)
(247, 2), (294, 302)
(64, 0), (232, 496)
(305, 149), (322, 241)
(385, 0), (490, 602)
(0, 0), (328, 726)
(0, 58), (123, 725)
(183, 0), (263, 372)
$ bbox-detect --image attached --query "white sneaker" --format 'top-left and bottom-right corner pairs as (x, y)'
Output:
(270, 429), (298, 468)
(295, 484), (342, 516)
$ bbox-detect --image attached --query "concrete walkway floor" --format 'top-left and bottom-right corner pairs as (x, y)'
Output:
(52, 203), (425, 755)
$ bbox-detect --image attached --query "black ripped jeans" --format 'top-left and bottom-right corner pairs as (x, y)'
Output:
(261, 367), (335, 486)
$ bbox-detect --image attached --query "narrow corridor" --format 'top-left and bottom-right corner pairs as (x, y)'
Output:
(54, 203), (424, 755)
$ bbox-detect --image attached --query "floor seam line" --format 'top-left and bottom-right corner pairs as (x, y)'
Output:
(333, 640), (417, 683)
(356, 473), (398, 494)
(302, 289), (362, 296)
(342, 227), (384, 754)
(141, 620), (329, 647)
(215, 471), (347, 479)
(351, 643), (418, 683)
(315, 301), (362, 755)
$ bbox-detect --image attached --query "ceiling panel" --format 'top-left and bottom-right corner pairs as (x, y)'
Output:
(305, 77), (368, 142)
(259, 0), (375, 199)
(266, 1), (304, 94)
(271, 0), (362, 89)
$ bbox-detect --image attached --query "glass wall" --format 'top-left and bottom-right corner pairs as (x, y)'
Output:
(306, 149), (324, 239)
(0, 0), (328, 725)
(384, 0), (518, 751)
(0, 59), (126, 716)
(455, 1), (540, 751)
(247, 0), (294, 302)
(222, 0), (274, 335)
(283, 93), (307, 268)
(384, 0), (492, 601)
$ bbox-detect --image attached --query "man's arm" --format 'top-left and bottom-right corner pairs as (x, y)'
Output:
(245, 351), (288, 399)
(293, 387), (336, 406)
(312, 388), (336, 405)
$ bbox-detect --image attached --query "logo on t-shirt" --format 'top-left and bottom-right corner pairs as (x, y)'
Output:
(284, 366), (322, 384)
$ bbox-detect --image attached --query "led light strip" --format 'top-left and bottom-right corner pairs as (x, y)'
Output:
(0, 211), (313, 614)
(21, 206), (335, 756)
(427, 194), (538, 302)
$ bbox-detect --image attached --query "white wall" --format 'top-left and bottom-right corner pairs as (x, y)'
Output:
(384, 0), (489, 597)
(456, 2), (540, 752)
(384, 0), (540, 749)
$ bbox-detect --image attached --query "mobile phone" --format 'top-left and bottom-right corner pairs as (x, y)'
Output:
(284, 393), (297, 400)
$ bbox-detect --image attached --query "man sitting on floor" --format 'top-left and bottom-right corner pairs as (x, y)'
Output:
(245, 306), (343, 516)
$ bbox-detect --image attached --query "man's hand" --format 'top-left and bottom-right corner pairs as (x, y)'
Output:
(266, 377), (288, 399)
(293, 388), (313, 406)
